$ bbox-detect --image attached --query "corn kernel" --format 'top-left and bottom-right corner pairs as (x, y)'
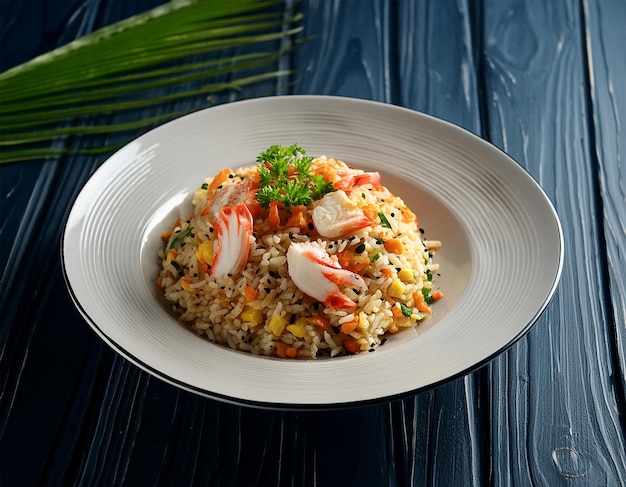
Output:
(388, 280), (405, 298)
(241, 306), (263, 326)
(287, 320), (307, 338)
(268, 314), (288, 336)
(358, 312), (368, 331)
(398, 269), (414, 282)
(180, 278), (192, 292)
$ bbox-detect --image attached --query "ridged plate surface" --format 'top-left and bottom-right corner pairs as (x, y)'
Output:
(62, 96), (563, 408)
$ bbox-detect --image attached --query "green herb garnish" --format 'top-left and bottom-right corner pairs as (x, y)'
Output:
(399, 303), (413, 318)
(168, 228), (192, 250)
(370, 253), (380, 262)
(171, 260), (183, 277)
(422, 287), (434, 305)
(256, 144), (333, 209)
(378, 212), (392, 229)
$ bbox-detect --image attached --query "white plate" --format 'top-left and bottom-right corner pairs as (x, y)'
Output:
(62, 96), (563, 409)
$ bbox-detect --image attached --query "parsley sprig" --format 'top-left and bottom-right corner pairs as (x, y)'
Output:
(256, 144), (334, 208)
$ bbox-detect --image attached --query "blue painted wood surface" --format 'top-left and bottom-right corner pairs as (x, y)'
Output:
(1, 1), (624, 485)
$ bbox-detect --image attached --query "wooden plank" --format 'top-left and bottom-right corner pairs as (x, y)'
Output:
(584, 0), (626, 404)
(477, 0), (626, 484)
(295, 1), (487, 485)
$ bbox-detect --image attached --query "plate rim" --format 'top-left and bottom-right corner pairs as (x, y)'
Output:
(61, 94), (565, 409)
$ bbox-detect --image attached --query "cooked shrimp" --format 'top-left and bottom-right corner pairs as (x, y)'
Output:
(287, 241), (367, 310)
(312, 190), (371, 238)
(211, 203), (253, 277)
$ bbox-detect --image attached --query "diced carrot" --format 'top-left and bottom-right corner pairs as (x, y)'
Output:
(275, 341), (298, 358)
(244, 284), (258, 301)
(413, 292), (432, 315)
(200, 169), (234, 216)
(208, 168), (233, 195)
(275, 341), (287, 357)
(161, 230), (172, 241)
(309, 315), (331, 331)
(391, 304), (403, 317)
(362, 204), (379, 222)
(156, 276), (163, 287)
(401, 206), (418, 224)
(340, 318), (359, 334)
(431, 290), (444, 302)
(284, 206), (307, 228)
(350, 261), (370, 273)
(343, 337), (361, 354)
(380, 267), (393, 278)
(311, 164), (337, 183)
(246, 201), (263, 220)
(268, 200), (281, 229)
(384, 238), (404, 254)
(336, 250), (352, 269)
(173, 218), (183, 229)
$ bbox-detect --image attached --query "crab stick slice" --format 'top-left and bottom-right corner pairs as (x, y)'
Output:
(312, 190), (371, 238)
(287, 241), (367, 310)
(211, 203), (253, 277)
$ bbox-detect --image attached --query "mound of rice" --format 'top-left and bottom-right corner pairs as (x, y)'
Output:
(157, 153), (441, 359)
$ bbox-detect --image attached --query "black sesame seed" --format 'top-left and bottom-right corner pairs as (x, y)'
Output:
(308, 222), (314, 230)
(228, 174), (234, 178)
(369, 348), (375, 352)
(355, 243), (366, 253)
(381, 338), (388, 345)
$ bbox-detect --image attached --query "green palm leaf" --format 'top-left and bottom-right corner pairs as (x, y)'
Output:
(0, 0), (302, 164)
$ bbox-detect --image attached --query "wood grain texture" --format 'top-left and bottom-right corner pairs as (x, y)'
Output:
(477, 0), (626, 485)
(1, 1), (625, 486)
(585, 0), (626, 414)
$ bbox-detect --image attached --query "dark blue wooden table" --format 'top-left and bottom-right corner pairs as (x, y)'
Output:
(1, 1), (625, 485)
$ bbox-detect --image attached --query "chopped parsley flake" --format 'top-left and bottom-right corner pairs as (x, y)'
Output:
(168, 228), (192, 250)
(378, 212), (392, 229)
(399, 303), (413, 318)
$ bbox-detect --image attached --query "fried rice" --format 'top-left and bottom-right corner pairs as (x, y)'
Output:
(157, 150), (442, 359)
